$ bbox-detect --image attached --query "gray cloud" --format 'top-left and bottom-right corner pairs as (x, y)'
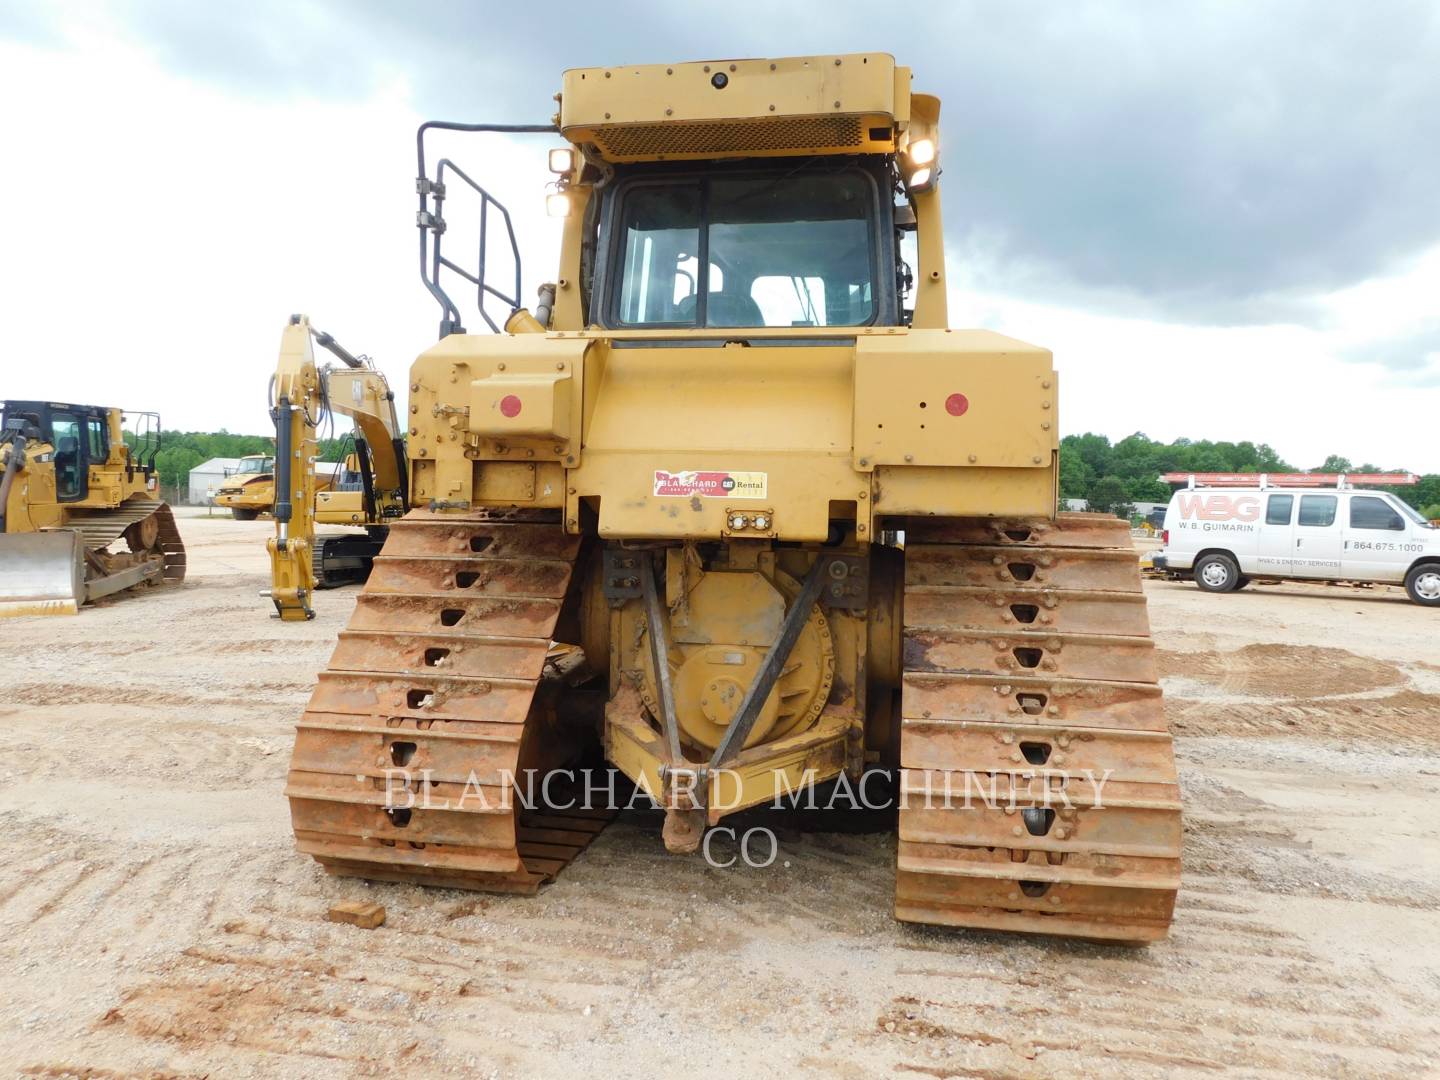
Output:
(35, 1), (1440, 327)
(1344, 321), (1440, 375)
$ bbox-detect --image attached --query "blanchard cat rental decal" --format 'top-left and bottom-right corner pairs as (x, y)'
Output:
(653, 470), (768, 499)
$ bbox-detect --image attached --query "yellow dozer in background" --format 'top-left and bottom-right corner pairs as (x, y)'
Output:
(285, 53), (1180, 942)
(0, 401), (186, 615)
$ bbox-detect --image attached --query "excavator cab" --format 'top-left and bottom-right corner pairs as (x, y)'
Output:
(3, 401), (113, 502)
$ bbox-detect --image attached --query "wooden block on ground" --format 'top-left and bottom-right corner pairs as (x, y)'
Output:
(327, 901), (386, 929)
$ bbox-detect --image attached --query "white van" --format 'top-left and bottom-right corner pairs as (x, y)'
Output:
(1155, 484), (1440, 606)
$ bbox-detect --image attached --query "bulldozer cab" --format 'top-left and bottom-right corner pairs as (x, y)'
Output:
(1, 400), (112, 502)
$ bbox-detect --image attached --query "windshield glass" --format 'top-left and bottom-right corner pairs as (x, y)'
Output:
(1395, 498), (1434, 527)
(612, 170), (876, 328)
(237, 457), (273, 474)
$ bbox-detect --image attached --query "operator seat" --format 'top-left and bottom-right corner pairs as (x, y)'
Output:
(54, 435), (79, 497)
(674, 292), (766, 328)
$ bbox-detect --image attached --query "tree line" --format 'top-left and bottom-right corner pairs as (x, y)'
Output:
(1062, 432), (1440, 519)
(142, 430), (352, 500)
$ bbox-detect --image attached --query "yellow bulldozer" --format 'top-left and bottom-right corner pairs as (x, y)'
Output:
(285, 53), (1180, 942)
(0, 401), (186, 615)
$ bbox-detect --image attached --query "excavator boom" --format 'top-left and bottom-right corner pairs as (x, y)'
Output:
(266, 315), (408, 620)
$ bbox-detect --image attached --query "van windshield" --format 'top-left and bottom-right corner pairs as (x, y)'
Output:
(1395, 499), (1434, 527)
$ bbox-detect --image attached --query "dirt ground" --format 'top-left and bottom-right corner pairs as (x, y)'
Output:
(3, 510), (1438, 1079)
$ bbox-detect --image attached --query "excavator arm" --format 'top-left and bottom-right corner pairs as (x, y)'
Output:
(266, 314), (407, 621)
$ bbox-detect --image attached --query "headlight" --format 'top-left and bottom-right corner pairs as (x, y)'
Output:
(908, 138), (935, 166)
(546, 192), (571, 218)
(907, 167), (932, 190)
(548, 148), (575, 174)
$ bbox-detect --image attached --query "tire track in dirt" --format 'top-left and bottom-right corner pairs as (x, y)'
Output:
(1159, 643), (1440, 743)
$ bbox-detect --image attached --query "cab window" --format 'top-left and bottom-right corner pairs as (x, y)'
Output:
(1298, 495), (1337, 527)
(1349, 495), (1403, 531)
(610, 169), (879, 328)
(50, 411), (83, 499)
(86, 416), (107, 464)
(1265, 494), (1293, 525)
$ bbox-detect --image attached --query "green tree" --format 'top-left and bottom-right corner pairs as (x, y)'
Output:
(1086, 476), (1134, 519)
(154, 446), (203, 500)
(1058, 450), (1093, 501)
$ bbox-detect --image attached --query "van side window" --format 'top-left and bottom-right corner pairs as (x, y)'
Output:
(1298, 495), (1337, 527)
(1265, 494), (1293, 525)
(1349, 495), (1403, 531)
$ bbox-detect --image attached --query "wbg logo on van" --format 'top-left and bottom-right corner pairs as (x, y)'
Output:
(1176, 493), (1260, 531)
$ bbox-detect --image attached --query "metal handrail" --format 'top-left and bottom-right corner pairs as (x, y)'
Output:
(415, 120), (558, 338)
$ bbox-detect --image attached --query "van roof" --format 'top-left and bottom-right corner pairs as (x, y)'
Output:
(1170, 486), (1395, 496)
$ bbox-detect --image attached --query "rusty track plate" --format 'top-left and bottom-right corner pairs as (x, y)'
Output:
(904, 585), (1149, 636)
(905, 542), (1144, 593)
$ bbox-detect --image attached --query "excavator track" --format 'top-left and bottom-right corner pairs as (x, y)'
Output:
(286, 510), (609, 894)
(895, 513), (1180, 942)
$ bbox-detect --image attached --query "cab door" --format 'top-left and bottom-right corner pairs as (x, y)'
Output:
(47, 409), (89, 502)
(1343, 494), (1408, 582)
(1292, 493), (1343, 578)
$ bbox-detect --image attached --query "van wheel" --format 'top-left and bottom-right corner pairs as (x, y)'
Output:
(1405, 563), (1440, 606)
(1194, 553), (1241, 593)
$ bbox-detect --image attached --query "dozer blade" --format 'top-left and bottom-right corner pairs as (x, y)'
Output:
(0, 530), (84, 617)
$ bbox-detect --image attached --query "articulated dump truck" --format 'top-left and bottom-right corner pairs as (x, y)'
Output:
(285, 53), (1180, 941)
(0, 401), (185, 615)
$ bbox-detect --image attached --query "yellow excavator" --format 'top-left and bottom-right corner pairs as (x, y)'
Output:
(265, 318), (408, 618)
(285, 53), (1180, 942)
(0, 401), (185, 615)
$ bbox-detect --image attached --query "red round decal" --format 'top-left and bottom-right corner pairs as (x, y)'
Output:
(945, 392), (969, 416)
(499, 394), (522, 418)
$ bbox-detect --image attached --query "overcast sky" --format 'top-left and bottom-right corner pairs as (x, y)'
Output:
(2, 1), (1437, 470)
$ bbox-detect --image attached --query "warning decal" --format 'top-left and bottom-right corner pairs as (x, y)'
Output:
(653, 470), (768, 499)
